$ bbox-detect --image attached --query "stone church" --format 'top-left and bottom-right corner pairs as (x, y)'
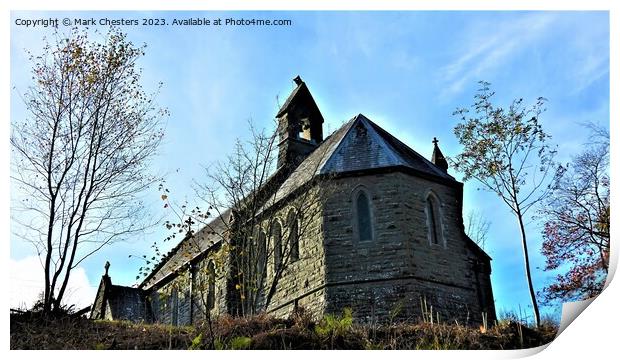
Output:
(90, 76), (496, 326)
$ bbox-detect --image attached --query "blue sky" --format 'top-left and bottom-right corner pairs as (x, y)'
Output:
(10, 11), (609, 320)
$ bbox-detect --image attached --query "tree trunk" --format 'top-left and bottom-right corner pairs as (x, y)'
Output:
(516, 207), (541, 327)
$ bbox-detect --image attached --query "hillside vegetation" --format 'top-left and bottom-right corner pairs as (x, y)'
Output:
(10, 308), (556, 350)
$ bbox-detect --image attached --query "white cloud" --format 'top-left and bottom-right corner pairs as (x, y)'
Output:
(439, 13), (557, 98)
(10, 256), (97, 311)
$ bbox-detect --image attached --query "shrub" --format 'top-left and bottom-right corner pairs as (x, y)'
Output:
(230, 336), (252, 350)
(315, 307), (353, 337)
(188, 334), (203, 350)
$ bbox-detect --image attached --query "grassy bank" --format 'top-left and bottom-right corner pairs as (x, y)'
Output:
(10, 309), (557, 350)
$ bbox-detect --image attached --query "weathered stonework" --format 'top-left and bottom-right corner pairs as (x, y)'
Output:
(145, 244), (230, 325)
(256, 185), (328, 320)
(321, 172), (495, 325)
(90, 275), (151, 322)
(91, 77), (496, 327)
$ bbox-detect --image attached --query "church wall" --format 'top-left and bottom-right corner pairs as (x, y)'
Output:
(474, 260), (496, 323)
(189, 245), (230, 324)
(106, 286), (151, 322)
(139, 170), (494, 326)
(147, 271), (191, 325)
(257, 185), (328, 320)
(322, 171), (495, 325)
(147, 245), (229, 325)
(324, 280), (483, 325)
(90, 277), (108, 320)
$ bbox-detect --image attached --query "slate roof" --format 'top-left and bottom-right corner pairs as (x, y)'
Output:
(276, 80), (323, 123)
(105, 284), (150, 321)
(264, 113), (457, 208)
(140, 208), (231, 289)
(276, 81), (304, 117)
(323, 114), (454, 179)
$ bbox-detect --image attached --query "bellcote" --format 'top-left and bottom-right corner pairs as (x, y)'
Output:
(276, 76), (324, 168)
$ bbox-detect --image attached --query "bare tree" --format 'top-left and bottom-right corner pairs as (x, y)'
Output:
(193, 120), (334, 316)
(465, 211), (491, 250)
(188, 120), (278, 316)
(539, 124), (609, 303)
(144, 117), (334, 318)
(452, 81), (561, 327)
(11, 28), (166, 314)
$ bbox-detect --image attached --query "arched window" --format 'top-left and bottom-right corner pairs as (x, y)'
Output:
(206, 261), (215, 310)
(426, 194), (443, 246)
(355, 189), (373, 242)
(271, 221), (283, 270)
(287, 210), (299, 262)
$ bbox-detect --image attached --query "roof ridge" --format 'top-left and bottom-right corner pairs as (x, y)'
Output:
(356, 115), (408, 167)
(316, 115), (364, 174)
(362, 117), (455, 180)
(255, 116), (359, 214)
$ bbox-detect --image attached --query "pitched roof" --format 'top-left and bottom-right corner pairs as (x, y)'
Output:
(140, 208), (231, 289)
(276, 80), (323, 123)
(322, 114), (455, 179)
(91, 275), (150, 321)
(276, 81), (304, 118)
(264, 114), (457, 207)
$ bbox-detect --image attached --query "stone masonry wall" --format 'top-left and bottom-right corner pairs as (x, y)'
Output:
(147, 245), (229, 325)
(190, 246), (230, 323)
(107, 286), (151, 322)
(256, 184), (327, 320)
(143, 170), (495, 326)
(148, 271), (190, 325)
(145, 183), (328, 324)
(322, 171), (495, 325)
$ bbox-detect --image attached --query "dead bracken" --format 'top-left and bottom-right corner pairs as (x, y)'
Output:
(11, 308), (557, 350)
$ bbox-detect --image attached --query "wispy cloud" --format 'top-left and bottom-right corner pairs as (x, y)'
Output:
(439, 13), (558, 98)
(568, 33), (609, 95)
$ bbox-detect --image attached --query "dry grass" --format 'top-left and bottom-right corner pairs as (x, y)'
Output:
(10, 309), (557, 350)
(10, 312), (195, 350)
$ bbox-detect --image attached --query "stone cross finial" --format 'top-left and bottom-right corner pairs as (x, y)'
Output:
(104, 261), (110, 276)
(431, 137), (449, 172)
